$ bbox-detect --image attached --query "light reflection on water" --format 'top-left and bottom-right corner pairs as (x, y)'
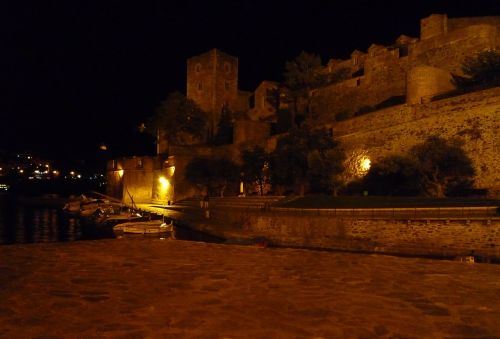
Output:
(0, 195), (223, 245)
(0, 195), (110, 245)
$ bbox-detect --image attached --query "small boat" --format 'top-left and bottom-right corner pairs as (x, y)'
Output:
(113, 219), (175, 235)
(63, 195), (110, 215)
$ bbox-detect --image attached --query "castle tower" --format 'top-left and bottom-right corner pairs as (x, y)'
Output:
(186, 49), (239, 138)
(420, 14), (448, 39)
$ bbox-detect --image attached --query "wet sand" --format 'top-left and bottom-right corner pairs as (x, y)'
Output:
(1, 238), (499, 338)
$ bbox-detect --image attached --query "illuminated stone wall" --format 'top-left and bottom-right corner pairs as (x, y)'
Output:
(334, 87), (500, 194)
(406, 65), (455, 104)
(186, 49), (243, 137)
(106, 156), (175, 204)
(233, 120), (271, 146)
(409, 24), (498, 76)
(311, 14), (499, 122)
(244, 213), (500, 259)
(248, 81), (279, 121)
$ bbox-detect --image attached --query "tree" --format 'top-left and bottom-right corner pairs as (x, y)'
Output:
(241, 146), (269, 195)
(269, 127), (309, 194)
(213, 105), (233, 145)
(184, 157), (212, 194)
(361, 155), (422, 196)
(210, 157), (240, 197)
(283, 51), (325, 125)
(454, 50), (500, 89)
(184, 156), (240, 197)
(269, 126), (345, 195)
(147, 91), (207, 147)
(306, 129), (345, 195)
(411, 136), (475, 198)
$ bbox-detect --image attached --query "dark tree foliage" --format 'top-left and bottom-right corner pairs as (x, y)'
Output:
(265, 87), (280, 111)
(362, 155), (423, 196)
(147, 91), (207, 145)
(184, 157), (211, 192)
(283, 51), (325, 125)
(213, 106), (233, 145)
(269, 127), (345, 195)
(284, 51), (324, 92)
(184, 156), (240, 197)
(306, 129), (345, 195)
(453, 50), (500, 89)
(271, 109), (293, 135)
(241, 146), (269, 195)
(270, 127), (309, 194)
(411, 136), (475, 198)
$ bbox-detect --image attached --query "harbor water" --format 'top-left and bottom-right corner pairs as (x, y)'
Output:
(0, 194), (222, 245)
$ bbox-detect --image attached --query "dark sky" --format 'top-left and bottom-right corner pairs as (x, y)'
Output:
(1, 0), (498, 164)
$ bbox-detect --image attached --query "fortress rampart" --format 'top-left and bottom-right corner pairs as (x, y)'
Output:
(108, 14), (500, 203)
(312, 14), (499, 122)
(334, 87), (500, 193)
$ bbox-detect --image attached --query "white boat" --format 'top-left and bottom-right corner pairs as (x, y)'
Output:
(113, 220), (174, 234)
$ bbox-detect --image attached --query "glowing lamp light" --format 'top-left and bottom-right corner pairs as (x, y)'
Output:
(360, 157), (371, 172)
(159, 176), (169, 188)
(117, 169), (124, 178)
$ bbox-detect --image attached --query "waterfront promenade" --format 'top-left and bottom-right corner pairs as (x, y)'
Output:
(1, 238), (500, 338)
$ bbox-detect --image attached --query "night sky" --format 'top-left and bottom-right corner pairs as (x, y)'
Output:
(1, 0), (498, 166)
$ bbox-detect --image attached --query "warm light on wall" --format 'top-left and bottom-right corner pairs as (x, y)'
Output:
(360, 157), (371, 172)
(117, 169), (124, 178)
(344, 150), (371, 180)
(168, 166), (175, 176)
(159, 176), (169, 189)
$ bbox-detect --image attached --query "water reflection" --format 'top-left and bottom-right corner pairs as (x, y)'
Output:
(0, 196), (223, 245)
(0, 196), (106, 245)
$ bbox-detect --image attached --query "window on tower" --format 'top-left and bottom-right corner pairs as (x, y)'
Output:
(198, 82), (202, 91)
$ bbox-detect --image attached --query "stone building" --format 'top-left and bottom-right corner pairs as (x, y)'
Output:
(311, 13), (500, 120)
(108, 13), (500, 202)
(186, 49), (251, 139)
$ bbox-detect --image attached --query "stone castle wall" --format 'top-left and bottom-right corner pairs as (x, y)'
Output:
(410, 24), (498, 75)
(186, 49), (240, 137)
(333, 87), (500, 193)
(243, 213), (500, 259)
(448, 16), (500, 33)
(312, 15), (499, 121)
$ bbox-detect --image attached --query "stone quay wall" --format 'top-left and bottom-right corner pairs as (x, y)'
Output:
(240, 213), (500, 260)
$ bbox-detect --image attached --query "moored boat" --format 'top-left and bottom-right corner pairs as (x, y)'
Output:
(113, 220), (174, 235)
